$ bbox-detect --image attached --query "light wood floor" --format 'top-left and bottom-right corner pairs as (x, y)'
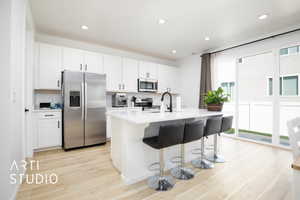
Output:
(17, 137), (293, 200)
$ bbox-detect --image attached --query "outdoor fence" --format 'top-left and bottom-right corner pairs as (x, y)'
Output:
(223, 102), (300, 136)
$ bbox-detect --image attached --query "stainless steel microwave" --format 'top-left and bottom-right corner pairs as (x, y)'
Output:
(138, 78), (158, 92)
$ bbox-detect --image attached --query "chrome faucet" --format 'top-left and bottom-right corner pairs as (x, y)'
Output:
(161, 91), (172, 112)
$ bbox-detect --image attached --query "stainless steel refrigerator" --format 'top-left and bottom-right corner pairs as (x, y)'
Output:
(62, 70), (106, 150)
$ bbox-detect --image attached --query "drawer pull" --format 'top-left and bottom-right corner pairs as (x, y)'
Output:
(44, 114), (54, 117)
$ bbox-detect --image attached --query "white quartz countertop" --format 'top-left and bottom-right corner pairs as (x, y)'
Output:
(106, 108), (223, 124)
(33, 109), (62, 113)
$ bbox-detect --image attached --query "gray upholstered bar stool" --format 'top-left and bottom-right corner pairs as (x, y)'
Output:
(143, 124), (185, 191)
(170, 120), (205, 180)
(207, 116), (233, 163)
(191, 117), (222, 169)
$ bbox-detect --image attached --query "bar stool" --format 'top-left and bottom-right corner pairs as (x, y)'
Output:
(191, 117), (222, 169)
(207, 116), (233, 163)
(143, 124), (185, 191)
(171, 120), (205, 180)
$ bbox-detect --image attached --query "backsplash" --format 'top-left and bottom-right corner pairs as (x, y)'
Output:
(34, 90), (178, 109)
(34, 90), (62, 109)
(106, 92), (178, 107)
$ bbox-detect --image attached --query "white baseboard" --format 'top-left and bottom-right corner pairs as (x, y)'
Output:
(34, 146), (62, 152)
(223, 134), (291, 151)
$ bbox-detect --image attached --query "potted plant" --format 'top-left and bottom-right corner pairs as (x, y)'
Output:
(204, 87), (229, 111)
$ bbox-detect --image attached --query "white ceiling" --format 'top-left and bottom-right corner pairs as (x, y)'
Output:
(30, 0), (300, 61)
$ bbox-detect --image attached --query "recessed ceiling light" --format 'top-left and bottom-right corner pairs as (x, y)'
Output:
(258, 14), (268, 20)
(158, 19), (166, 24)
(204, 36), (210, 41)
(81, 25), (89, 30)
(171, 50), (177, 54)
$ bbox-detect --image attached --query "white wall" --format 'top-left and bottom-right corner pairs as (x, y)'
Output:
(0, 0), (27, 200)
(24, 1), (36, 158)
(177, 54), (201, 108)
(35, 33), (178, 67)
(0, 1), (14, 199)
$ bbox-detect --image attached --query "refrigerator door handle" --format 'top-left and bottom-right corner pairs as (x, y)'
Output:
(81, 82), (84, 120)
(85, 82), (87, 120)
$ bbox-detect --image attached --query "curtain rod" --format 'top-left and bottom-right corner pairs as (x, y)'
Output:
(207, 28), (300, 55)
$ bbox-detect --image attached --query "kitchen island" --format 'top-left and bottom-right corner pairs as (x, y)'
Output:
(106, 108), (223, 184)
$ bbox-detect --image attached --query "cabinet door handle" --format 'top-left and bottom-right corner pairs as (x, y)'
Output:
(57, 120), (60, 128)
(80, 64), (83, 71)
(57, 80), (60, 88)
(85, 64), (87, 71)
(123, 84), (125, 90)
(146, 72), (150, 78)
(118, 84), (121, 90)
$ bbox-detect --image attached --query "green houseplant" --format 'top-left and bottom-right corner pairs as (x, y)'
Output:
(204, 87), (229, 111)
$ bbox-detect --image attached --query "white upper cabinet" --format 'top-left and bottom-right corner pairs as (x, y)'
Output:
(62, 47), (103, 73)
(158, 64), (169, 93)
(158, 64), (179, 94)
(139, 61), (158, 79)
(83, 51), (104, 74)
(34, 42), (179, 94)
(62, 47), (84, 71)
(122, 58), (139, 92)
(36, 43), (62, 90)
(104, 55), (123, 91)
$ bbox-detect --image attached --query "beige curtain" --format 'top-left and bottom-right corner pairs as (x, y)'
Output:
(199, 53), (212, 109)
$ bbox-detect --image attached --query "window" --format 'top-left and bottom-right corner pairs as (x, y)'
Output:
(221, 82), (235, 100)
(280, 48), (288, 56)
(288, 46), (299, 55)
(267, 75), (299, 96)
(282, 75), (298, 96)
(268, 77), (273, 95)
(280, 46), (299, 56)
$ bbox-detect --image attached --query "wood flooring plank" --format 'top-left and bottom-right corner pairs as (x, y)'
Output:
(16, 138), (293, 200)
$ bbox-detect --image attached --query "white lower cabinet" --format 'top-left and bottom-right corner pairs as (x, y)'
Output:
(33, 111), (62, 149)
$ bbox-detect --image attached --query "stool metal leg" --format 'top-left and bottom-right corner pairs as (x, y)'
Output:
(191, 137), (214, 169)
(148, 149), (175, 191)
(206, 134), (225, 163)
(170, 144), (195, 180)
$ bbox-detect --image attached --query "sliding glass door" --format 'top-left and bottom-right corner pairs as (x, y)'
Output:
(213, 43), (300, 147)
(236, 52), (274, 144)
(279, 44), (300, 146)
